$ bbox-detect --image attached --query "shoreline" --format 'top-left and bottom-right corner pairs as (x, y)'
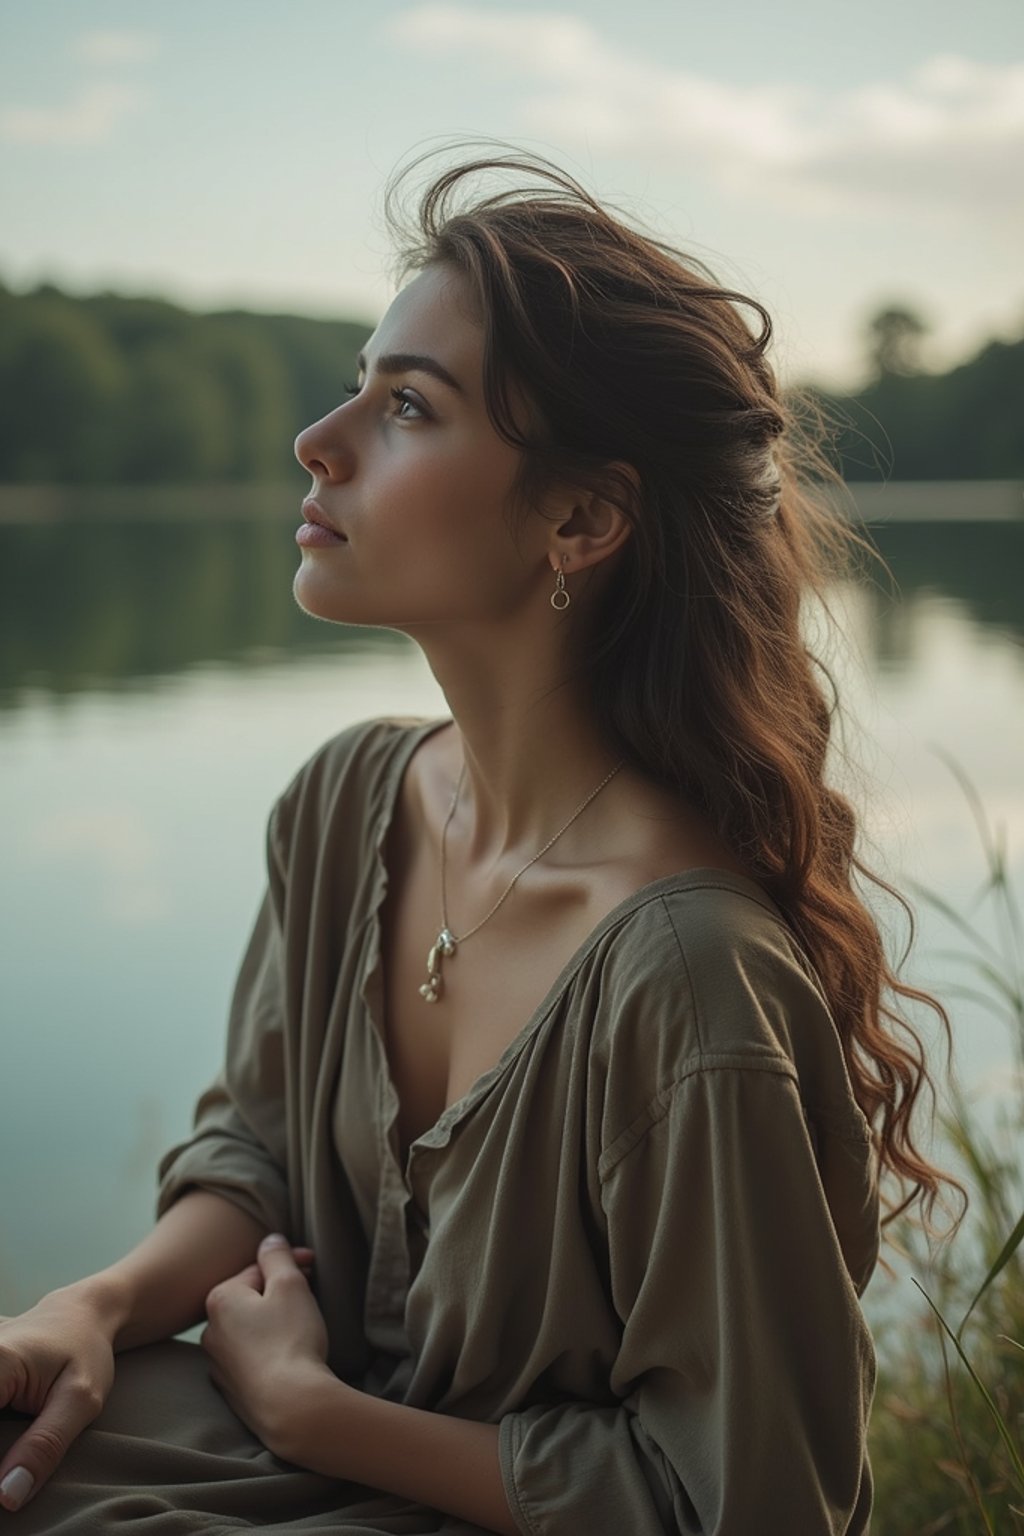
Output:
(0, 479), (1021, 525)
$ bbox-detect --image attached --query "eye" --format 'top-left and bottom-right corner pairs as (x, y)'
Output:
(341, 382), (428, 421)
(389, 387), (427, 421)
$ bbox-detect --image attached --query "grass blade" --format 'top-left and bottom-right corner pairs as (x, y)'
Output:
(913, 1278), (1024, 1497)
(931, 747), (1001, 871)
(935, 1311), (996, 1533)
(939, 1112), (1012, 1227)
(958, 1207), (1024, 1338)
(905, 880), (1003, 962)
(938, 983), (1020, 1030)
(939, 953), (1024, 1010)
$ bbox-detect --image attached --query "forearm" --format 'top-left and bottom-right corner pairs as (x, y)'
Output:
(290, 1373), (519, 1536)
(66, 1189), (268, 1351)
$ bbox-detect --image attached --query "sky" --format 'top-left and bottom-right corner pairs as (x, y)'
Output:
(2, 0), (1022, 389)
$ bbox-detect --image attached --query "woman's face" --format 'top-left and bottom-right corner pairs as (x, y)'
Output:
(293, 263), (538, 633)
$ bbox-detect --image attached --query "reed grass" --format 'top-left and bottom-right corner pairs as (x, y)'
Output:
(868, 753), (1024, 1533)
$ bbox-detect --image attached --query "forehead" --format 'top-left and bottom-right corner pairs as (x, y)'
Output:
(366, 265), (483, 381)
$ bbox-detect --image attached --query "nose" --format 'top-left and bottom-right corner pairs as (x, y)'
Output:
(293, 404), (355, 482)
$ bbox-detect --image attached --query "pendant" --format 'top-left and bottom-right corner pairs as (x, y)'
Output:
(419, 927), (456, 1003)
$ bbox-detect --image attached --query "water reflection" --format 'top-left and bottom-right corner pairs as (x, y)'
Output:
(866, 521), (1024, 663)
(1, 508), (1021, 709)
(0, 514), (407, 709)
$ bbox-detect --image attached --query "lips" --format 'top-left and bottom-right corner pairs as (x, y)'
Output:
(302, 499), (346, 539)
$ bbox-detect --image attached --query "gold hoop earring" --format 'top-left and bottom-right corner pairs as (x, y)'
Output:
(550, 564), (570, 611)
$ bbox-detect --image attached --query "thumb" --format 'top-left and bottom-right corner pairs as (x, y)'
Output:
(257, 1233), (304, 1287)
(0, 1370), (103, 1512)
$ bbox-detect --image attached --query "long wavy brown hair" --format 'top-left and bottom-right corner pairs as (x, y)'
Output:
(387, 148), (960, 1232)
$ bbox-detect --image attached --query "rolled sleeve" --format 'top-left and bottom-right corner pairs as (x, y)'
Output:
(499, 1063), (876, 1536)
(157, 802), (294, 1238)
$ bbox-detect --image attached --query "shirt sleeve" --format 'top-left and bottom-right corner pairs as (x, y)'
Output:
(497, 1059), (877, 1536)
(155, 796), (293, 1237)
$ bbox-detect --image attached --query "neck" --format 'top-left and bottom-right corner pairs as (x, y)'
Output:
(413, 625), (624, 872)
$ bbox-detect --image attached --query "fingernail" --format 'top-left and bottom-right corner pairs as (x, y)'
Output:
(260, 1233), (288, 1250)
(0, 1466), (35, 1510)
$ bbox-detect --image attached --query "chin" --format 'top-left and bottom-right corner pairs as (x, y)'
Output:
(292, 563), (407, 631)
(292, 563), (354, 625)
(292, 560), (470, 633)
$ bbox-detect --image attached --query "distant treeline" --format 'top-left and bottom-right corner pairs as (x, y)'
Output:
(0, 278), (1021, 482)
(0, 278), (366, 484)
(810, 305), (1024, 481)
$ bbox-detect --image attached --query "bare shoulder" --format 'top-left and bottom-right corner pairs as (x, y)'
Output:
(599, 764), (753, 888)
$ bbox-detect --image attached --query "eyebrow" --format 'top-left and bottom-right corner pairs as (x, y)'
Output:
(356, 350), (465, 395)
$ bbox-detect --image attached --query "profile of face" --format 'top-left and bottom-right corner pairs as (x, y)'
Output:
(293, 264), (544, 636)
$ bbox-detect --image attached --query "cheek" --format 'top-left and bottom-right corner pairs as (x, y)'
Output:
(382, 446), (490, 528)
(371, 450), (517, 569)
(294, 439), (528, 625)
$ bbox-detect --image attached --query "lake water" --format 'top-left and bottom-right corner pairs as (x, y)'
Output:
(1, 487), (1022, 1336)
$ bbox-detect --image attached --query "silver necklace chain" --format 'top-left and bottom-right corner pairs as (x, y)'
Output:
(418, 756), (625, 1004)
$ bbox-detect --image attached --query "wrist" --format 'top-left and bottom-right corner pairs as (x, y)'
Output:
(272, 1364), (354, 1471)
(54, 1270), (135, 1349)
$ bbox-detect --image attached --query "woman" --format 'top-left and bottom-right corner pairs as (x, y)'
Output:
(0, 152), (952, 1534)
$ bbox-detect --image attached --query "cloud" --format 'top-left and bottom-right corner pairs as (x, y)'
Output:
(791, 55), (1024, 219)
(0, 82), (146, 146)
(77, 30), (161, 66)
(0, 30), (158, 147)
(390, 6), (1024, 225)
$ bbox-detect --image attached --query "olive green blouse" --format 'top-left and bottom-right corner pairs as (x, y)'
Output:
(155, 715), (879, 1535)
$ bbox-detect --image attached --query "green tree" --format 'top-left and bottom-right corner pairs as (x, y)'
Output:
(226, 309), (369, 440)
(868, 305), (929, 380)
(0, 278), (372, 485)
(120, 344), (231, 481)
(180, 319), (297, 479)
(0, 297), (126, 481)
(806, 310), (1024, 480)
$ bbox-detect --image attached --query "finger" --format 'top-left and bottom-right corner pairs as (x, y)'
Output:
(206, 1272), (261, 1323)
(257, 1234), (307, 1290)
(0, 1347), (23, 1413)
(0, 1370), (104, 1513)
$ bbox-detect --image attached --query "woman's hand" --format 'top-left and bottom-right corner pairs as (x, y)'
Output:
(203, 1242), (517, 1532)
(200, 1235), (330, 1459)
(0, 1287), (119, 1512)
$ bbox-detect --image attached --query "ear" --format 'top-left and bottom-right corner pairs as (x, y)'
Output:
(547, 461), (638, 575)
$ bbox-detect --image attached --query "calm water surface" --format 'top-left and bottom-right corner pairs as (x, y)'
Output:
(1, 494), (1022, 1331)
